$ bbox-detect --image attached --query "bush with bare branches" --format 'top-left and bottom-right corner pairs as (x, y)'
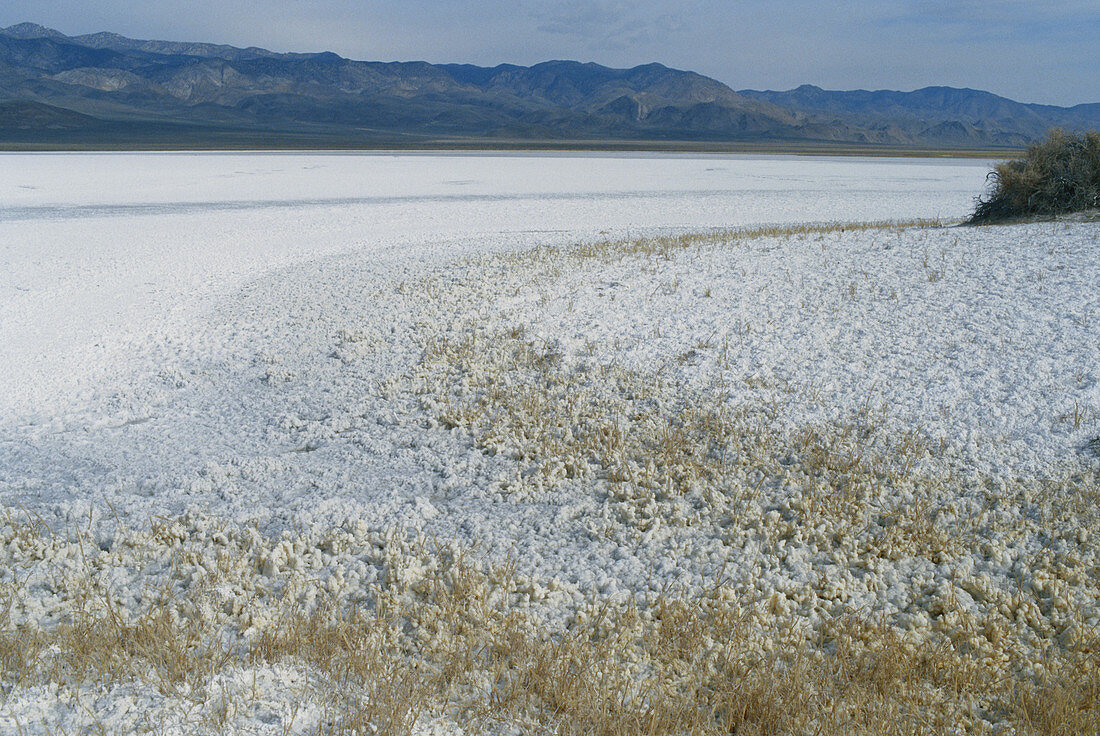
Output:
(969, 129), (1100, 223)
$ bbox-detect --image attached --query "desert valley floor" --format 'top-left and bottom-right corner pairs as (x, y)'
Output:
(1, 152), (1097, 734)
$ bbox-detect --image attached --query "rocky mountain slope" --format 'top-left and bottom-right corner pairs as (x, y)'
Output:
(738, 84), (1100, 147)
(1, 22), (1097, 148)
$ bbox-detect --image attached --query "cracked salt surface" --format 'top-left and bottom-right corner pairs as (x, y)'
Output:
(0, 153), (987, 541)
(3, 152), (1098, 733)
(0, 151), (990, 514)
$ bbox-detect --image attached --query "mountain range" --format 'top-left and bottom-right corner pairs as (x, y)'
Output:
(2, 22), (1097, 150)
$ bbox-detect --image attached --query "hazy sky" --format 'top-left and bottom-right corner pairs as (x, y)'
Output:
(3, 1), (1097, 106)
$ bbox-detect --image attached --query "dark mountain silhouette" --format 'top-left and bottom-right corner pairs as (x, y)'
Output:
(1, 23), (1097, 149)
(0, 98), (101, 129)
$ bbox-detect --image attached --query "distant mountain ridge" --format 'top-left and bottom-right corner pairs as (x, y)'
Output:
(738, 84), (1100, 146)
(1, 22), (1097, 148)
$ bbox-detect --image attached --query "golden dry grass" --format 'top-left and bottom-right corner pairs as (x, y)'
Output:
(3, 220), (1098, 733)
(1, 525), (1098, 735)
(509, 218), (948, 269)
(418, 306), (974, 564)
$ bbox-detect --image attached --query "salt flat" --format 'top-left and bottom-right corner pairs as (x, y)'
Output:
(0, 152), (985, 416)
(2, 152), (1097, 735)
(0, 150), (992, 551)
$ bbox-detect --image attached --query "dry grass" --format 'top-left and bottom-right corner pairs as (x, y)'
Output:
(402, 220), (1099, 733)
(511, 218), (948, 268)
(1, 522), (1098, 735)
(419, 317), (973, 564)
(3, 220), (1098, 733)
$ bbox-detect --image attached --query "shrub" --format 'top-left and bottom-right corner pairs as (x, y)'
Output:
(969, 129), (1100, 223)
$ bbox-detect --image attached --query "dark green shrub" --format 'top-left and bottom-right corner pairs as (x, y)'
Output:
(969, 129), (1100, 224)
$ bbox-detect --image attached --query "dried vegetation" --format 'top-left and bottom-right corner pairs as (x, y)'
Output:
(3, 220), (1099, 734)
(970, 129), (1100, 223)
(2, 516), (1098, 735)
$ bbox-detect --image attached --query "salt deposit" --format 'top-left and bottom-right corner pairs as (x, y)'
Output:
(2, 151), (1096, 734)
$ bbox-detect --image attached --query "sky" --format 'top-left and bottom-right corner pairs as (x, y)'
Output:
(3, 1), (1098, 106)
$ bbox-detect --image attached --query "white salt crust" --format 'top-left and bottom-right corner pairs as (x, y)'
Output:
(3, 152), (1097, 734)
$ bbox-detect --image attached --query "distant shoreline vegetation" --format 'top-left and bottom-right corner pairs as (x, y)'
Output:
(0, 113), (1014, 158)
(969, 129), (1100, 223)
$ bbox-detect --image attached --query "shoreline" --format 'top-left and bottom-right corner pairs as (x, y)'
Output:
(0, 138), (1015, 158)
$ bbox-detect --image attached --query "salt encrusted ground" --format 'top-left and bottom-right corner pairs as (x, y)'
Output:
(1, 153), (1097, 733)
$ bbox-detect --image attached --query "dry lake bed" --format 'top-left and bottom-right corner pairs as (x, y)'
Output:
(1, 152), (1097, 734)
